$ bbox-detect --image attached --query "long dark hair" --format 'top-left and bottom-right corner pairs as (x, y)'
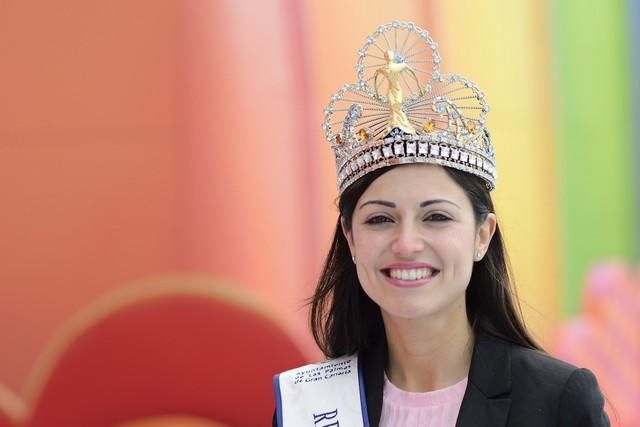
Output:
(310, 165), (541, 358)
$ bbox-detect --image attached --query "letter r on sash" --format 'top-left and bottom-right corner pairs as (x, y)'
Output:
(313, 409), (338, 425)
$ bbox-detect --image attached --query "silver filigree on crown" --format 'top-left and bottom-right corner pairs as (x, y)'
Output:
(322, 21), (496, 194)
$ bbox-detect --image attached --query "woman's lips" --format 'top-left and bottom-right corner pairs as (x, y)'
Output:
(380, 263), (440, 288)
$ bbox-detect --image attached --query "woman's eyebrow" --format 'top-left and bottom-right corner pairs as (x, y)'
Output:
(420, 199), (461, 209)
(359, 200), (395, 209)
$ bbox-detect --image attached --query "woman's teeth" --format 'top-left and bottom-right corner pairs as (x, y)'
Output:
(388, 268), (436, 281)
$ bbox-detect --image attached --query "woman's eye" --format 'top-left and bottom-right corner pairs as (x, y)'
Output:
(425, 213), (451, 222)
(365, 215), (392, 225)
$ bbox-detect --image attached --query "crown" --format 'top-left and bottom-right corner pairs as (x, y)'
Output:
(322, 21), (496, 194)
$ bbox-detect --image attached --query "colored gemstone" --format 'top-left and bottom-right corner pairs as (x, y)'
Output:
(467, 121), (476, 133)
(335, 134), (342, 145)
(358, 128), (369, 141)
(423, 120), (436, 132)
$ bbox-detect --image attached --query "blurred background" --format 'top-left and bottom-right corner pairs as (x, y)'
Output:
(0, 0), (638, 426)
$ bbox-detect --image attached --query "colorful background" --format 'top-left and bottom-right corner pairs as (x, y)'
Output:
(0, 1), (638, 426)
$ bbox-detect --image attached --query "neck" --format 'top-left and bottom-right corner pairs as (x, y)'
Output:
(382, 300), (474, 392)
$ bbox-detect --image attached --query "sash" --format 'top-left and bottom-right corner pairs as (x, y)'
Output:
(273, 353), (370, 427)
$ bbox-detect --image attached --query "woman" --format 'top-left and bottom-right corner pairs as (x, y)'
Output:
(273, 21), (609, 427)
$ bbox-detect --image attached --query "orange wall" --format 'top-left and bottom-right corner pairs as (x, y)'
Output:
(0, 0), (325, 395)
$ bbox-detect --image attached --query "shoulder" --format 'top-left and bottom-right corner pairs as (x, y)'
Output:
(555, 368), (610, 426)
(509, 341), (579, 380)
(475, 334), (579, 387)
(498, 339), (609, 426)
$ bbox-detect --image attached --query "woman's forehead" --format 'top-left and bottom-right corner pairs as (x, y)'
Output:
(362, 165), (465, 201)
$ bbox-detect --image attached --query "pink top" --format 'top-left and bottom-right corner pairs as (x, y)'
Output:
(379, 374), (468, 427)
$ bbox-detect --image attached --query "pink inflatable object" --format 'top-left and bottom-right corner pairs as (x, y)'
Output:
(553, 262), (640, 427)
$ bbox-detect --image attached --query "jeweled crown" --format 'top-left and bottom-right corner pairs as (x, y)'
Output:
(322, 21), (496, 194)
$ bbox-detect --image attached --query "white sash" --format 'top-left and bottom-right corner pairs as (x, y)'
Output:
(273, 354), (370, 427)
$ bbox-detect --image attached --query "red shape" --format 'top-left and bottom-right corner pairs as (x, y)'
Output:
(19, 282), (305, 427)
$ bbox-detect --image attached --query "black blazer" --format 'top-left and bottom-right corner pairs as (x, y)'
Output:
(274, 333), (610, 426)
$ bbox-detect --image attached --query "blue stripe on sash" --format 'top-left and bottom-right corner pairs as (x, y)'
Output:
(273, 373), (284, 427)
(357, 355), (371, 427)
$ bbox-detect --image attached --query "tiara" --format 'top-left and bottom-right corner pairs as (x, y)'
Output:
(322, 21), (496, 194)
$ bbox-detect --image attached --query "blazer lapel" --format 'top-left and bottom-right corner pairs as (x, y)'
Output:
(456, 335), (512, 427)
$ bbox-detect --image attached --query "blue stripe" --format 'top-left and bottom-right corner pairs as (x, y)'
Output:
(357, 355), (371, 427)
(273, 374), (283, 427)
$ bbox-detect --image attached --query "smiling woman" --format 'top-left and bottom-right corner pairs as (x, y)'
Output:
(272, 21), (609, 427)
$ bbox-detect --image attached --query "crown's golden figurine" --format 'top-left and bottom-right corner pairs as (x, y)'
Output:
(374, 50), (424, 134)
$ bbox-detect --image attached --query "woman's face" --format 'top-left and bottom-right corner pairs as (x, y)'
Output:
(343, 164), (496, 321)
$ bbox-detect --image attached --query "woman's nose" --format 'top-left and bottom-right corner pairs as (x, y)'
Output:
(390, 222), (425, 256)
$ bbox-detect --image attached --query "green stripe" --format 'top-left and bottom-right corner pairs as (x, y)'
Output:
(551, 0), (636, 315)
(630, 0), (640, 260)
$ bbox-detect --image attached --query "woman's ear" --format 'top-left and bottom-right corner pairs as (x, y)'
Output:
(476, 213), (497, 258)
(340, 217), (356, 257)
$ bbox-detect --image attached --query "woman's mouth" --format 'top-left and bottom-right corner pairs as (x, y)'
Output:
(380, 267), (440, 288)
